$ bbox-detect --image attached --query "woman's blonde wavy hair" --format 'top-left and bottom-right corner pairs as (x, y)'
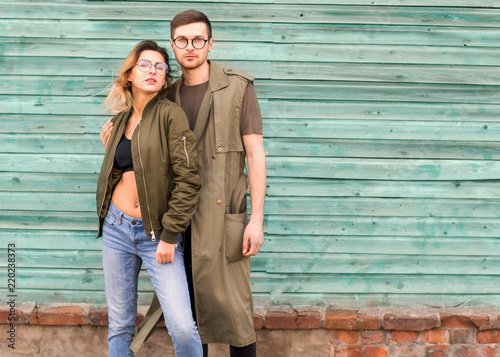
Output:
(103, 40), (172, 114)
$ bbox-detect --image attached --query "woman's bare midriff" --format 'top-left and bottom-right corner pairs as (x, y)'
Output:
(111, 171), (142, 218)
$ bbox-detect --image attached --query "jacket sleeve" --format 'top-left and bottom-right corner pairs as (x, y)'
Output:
(159, 105), (201, 243)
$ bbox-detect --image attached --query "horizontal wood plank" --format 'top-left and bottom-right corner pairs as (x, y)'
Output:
(262, 253), (500, 275)
(266, 216), (500, 237)
(263, 120), (499, 141)
(263, 235), (500, 256)
(266, 178), (500, 199)
(249, 273), (500, 294)
(1, 134), (103, 154)
(0, 230), (101, 250)
(273, 24), (500, 46)
(265, 139), (500, 159)
(259, 101), (500, 122)
(86, 4), (500, 27)
(0, 115), (105, 134)
(0, 154), (102, 174)
(0, 211), (96, 231)
(264, 197), (500, 218)
(0, 173), (98, 192)
(274, 0), (500, 6)
(266, 157), (500, 180)
(0, 192), (96, 212)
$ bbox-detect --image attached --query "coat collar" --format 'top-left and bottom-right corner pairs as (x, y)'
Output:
(177, 60), (229, 95)
(176, 61), (229, 139)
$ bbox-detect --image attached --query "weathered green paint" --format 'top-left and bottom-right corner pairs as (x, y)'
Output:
(1, 0), (500, 308)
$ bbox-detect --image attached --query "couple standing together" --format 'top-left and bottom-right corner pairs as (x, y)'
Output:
(96, 10), (266, 357)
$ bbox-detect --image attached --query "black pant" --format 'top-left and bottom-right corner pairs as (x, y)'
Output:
(184, 226), (257, 357)
(201, 343), (256, 357)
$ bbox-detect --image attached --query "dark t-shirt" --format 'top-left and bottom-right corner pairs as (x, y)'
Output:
(179, 81), (263, 135)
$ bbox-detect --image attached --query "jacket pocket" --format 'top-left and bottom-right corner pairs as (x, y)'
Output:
(225, 211), (248, 264)
(225, 173), (248, 264)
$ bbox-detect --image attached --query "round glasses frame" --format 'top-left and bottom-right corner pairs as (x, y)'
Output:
(136, 58), (168, 76)
(172, 37), (210, 50)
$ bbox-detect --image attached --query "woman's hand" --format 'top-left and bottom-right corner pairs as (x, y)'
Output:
(100, 120), (114, 148)
(156, 240), (176, 264)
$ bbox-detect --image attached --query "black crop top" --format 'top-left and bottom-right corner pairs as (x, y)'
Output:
(114, 134), (134, 172)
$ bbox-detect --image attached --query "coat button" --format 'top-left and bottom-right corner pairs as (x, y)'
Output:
(212, 154), (217, 159)
(217, 199), (222, 205)
(217, 147), (223, 153)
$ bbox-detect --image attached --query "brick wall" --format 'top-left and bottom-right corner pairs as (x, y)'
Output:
(2, 304), (500, 356)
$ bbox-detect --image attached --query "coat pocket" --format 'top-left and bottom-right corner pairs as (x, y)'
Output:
(225, 172), (249, 264)
(224, 211), (248, 264)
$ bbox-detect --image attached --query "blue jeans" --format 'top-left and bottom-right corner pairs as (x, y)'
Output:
(101, 201), (202, 357)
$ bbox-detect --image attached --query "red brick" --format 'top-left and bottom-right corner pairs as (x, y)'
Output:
(389, 345), (426, 357)
(426, 345), (448, 357)
(440, 314), (476, 328)
(478, 345), (500, 357)
(357, 315), (381, 330)
(360, 330), (388, 345)
(265, 311), (297, 329)
(419, 330), (447, 344)
(391, 330), (418, 343)
(336, 345), (388, 357)
(449, 345), (500, 357)
(136, 314), (143, 325)
(296, 311), (321, 329)
(449, 329), (475, 344)
(89, 308), (108, 326)
(30, 307), (39, 325)
(383, 314), (438, 331)
(477, 330), (500, 344)
(334, 330), (359, 344)
(325, 309), (380, 330)
(325, 309), (357, 330)
(0, 309), (29, 324)
(38, 306), (85, 325)
(254, 315), (263, 330)
(470, 316), (493, 330)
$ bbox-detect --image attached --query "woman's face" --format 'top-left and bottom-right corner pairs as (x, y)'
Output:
(128, 50), (167, 96)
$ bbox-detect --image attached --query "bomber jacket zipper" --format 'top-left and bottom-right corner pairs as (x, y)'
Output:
(180, 135), (190, 167)
(137, 122), (156, 241)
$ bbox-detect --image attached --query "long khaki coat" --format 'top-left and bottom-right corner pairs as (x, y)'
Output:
(130, 61), (256, 351)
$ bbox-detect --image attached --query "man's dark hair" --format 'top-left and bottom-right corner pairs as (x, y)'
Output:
(170, 10), (212, 39)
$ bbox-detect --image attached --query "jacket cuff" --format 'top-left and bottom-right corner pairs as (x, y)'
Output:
(160, 229), (178, 244)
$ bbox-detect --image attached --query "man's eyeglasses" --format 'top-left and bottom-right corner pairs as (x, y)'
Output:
(172, 37), (210, 50)
(136, 59), (168, 76)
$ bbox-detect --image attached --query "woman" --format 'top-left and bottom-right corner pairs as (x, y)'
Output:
(96, 40), (202, 357)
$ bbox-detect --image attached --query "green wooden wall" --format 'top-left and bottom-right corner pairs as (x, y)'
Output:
(1, 0), (500, 308)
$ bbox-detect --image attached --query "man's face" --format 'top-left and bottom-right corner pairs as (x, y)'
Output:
(171, 22), (213, 71)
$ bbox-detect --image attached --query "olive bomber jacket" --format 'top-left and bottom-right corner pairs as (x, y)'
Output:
(96, 93), (201, 243)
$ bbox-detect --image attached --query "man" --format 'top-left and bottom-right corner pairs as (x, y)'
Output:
(101, 10), (266, 356)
